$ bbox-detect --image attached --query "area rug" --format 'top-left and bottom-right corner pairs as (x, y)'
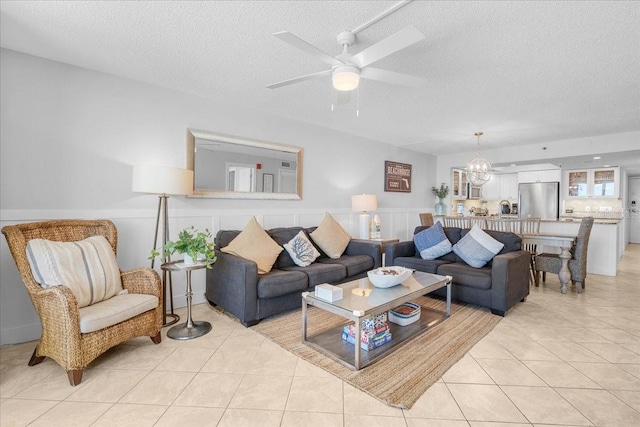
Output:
(251, 295), (501, 409)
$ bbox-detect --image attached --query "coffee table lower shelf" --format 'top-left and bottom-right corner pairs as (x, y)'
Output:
(304, 305), (446, 370)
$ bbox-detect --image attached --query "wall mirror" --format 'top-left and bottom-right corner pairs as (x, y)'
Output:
(186, 129), (303, 199)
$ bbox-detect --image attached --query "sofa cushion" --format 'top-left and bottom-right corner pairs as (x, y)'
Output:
(221, 217), (283, 274)
(453, 225), (505, 268)
(78, 293), (158, 333)
(26, 235), (124, 308)
(393, 256), (453, 274)
(414, 222), (453, 260)
(268, 227), (305, 268)
(317, 254), (374, 276)
(256, 269), (309, 299)
(282, 263), (347, 287)
(282, 230), (321, 267)
(436, 263), (493, 290)
(310, 213), (351, 259)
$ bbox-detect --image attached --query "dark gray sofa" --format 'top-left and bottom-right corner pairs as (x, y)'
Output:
(385, 226), (530, 316)
(206, 226), (381, 326)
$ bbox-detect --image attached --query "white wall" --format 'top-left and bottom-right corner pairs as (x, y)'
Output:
(0, 49), (437, 345)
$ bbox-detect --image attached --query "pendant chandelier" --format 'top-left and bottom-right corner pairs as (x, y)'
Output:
(466, 131), (492, 186)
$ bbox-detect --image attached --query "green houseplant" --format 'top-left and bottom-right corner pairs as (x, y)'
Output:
(431, 183), (449, 216)
(150, 226), (217, 268)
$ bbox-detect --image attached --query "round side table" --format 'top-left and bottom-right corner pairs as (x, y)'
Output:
(161, 260), (212, 340)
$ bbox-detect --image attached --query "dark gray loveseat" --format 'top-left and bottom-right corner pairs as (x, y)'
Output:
(385, 226), (530, 316)
(206, 226), (381, 326)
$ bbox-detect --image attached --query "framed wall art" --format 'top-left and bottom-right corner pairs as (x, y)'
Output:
(384, 161), (412, 193)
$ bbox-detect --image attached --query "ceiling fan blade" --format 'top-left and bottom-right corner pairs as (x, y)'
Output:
(349, 26), (425, 69)
(360, 67), (426, 88)
(273, 31), (343, 67)
(266, 69), (331, 89)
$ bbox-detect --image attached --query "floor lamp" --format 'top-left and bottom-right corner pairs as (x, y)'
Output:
(132, 165), (194, 326)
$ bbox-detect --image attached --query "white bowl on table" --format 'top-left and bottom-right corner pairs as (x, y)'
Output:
(367, 266), (413, 288)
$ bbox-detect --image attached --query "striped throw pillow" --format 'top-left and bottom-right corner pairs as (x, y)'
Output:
(26, 236), (124, 308)
(453, 225), (505, 268)
(414, 222), (452, 260)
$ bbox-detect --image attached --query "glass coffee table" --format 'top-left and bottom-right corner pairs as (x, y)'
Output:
(302, 271), (451, 370)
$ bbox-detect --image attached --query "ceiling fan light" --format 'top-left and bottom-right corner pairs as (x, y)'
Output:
(332, 65), (360, 91)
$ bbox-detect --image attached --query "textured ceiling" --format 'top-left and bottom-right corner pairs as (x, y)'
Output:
(1, 1), (639, 161)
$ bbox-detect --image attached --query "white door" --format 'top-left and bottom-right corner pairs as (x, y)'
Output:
(226, 163), (255, 192)
(629, 177), (640, 244)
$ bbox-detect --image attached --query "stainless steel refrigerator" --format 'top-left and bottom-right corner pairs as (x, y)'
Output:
(518, 182), (560, 219)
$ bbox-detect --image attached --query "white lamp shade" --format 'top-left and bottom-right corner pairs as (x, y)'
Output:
(332, 65), (360, 91)
(132, 165), (194, 196)
(351, 194), (378, 212)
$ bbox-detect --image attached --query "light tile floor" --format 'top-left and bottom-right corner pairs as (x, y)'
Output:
(1, 244), (639, 426)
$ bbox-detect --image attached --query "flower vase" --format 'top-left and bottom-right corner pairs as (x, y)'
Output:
(435, 198), (446, 216)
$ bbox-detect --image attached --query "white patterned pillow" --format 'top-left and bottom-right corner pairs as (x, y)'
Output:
(283, 231), (321, 267)
(26, 236), (124, 308)
(453, 225), (505, 268)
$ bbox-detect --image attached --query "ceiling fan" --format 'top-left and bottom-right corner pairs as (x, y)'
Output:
(266, 25), (426, 92)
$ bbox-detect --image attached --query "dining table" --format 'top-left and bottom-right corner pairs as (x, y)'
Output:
(521, 233), (577, 294)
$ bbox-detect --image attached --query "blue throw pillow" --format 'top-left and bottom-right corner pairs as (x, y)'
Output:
(413, 222), (453, 260)
(453, 225), (505, 268)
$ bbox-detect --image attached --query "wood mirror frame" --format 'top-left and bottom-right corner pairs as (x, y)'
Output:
(186, 129), (303, 200)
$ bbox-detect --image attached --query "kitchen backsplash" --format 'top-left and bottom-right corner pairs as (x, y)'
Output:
(449, 198), (623, 218)
(450, 198), (517, 216)
(563, 199), (624, 219)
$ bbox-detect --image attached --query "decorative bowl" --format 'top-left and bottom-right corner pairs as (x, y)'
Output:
(367, 266), (413, 288)
(389, 302), (421, 326)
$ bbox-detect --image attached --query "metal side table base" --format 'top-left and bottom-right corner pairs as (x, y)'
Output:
(161, 260), (211, 340)
(167, 320), (212, 340)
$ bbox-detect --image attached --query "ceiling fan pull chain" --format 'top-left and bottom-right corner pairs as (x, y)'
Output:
(356, 87), (360, 117)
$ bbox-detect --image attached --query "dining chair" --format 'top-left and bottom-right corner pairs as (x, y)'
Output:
(486, 218), (520, 233)
(419, 213), (435, 226)
(519, 218), (541, 285)
(535, 217), (594, 292)
(443, 216), (468, 228)
(1, 219), (163, 385)
(468, 217), (487, 229)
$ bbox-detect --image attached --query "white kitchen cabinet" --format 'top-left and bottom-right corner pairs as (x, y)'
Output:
(518, 169), (562, 183)
(565, 167), (619, 198)
(451, 169), (467, 198)
(480, 173), (518, 200)
(481, 174), (501, 199)
(500, 173), (518, 199)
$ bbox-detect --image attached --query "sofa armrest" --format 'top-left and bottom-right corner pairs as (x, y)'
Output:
(490, 250), (530, 314)
(384, 241), (416, 266)
(205, 250), (259, 325)
(345, 240), (382, 268)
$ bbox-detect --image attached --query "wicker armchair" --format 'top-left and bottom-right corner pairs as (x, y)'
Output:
(1, 219), (163, 386)
(535, 217), (594, 292)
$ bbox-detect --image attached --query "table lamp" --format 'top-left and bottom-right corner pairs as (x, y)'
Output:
(352, 194), (378, 239)
(132, 165), (194, 326)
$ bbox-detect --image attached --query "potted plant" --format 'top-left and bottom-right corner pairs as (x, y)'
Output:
(150, 226), (217, 268)
(431, 183), (449, 216)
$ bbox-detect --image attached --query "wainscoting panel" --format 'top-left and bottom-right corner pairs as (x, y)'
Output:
(0, 207), (431, 345)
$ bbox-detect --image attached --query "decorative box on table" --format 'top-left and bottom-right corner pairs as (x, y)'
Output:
(315, 284), (343, 302)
